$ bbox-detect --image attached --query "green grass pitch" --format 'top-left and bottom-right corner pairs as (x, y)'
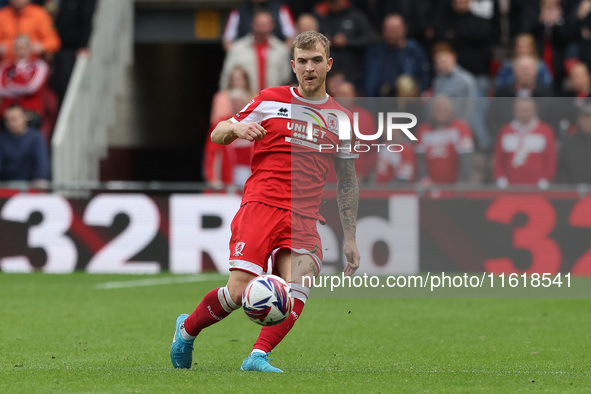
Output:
(1, 273), (589, 393)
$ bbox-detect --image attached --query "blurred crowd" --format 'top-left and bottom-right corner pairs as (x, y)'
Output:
(206, 0), (591, 189)
(0, 0), (96, 185)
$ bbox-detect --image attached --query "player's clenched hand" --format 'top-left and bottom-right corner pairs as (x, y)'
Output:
(342, 239), (360, 276)
(234, 122), (266, 141)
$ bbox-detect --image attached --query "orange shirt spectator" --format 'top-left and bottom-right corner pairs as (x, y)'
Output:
(0, 0), (61, 60)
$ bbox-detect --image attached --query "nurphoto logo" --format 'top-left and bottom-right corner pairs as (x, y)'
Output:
(305, 110), (418, 153)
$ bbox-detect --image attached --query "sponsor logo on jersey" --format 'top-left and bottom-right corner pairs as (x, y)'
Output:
(277, 107), (289, 117)
(233, 241), (245, 257)
(302, 106), (328, 132)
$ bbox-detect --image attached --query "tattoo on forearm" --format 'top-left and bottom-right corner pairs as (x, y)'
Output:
(335, 158), (359, 239)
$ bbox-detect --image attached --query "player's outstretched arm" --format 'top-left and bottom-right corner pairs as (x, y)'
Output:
(334, 157), (360, 276)
(211, 120), (267, 145)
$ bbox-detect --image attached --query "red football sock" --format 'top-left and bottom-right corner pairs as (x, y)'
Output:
(184, 286), (238, 336)
(252, 298), (305, 353)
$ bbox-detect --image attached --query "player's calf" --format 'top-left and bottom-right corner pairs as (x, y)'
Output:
(171, 285), (241, 369)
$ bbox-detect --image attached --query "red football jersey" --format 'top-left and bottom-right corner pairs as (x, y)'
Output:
(376, 144), (416, 183)
(493, 119), (556, 184)
(230, 86), (356, 220)
(0, 57), (49, 114)
(415, 119), (474, 183)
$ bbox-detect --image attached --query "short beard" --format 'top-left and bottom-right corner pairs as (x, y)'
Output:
(299, 76), (323, 96)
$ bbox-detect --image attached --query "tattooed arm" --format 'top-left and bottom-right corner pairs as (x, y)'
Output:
(334, 157), (361, 276)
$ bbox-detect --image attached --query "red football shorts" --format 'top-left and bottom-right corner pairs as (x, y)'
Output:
(228, 202), (322, 276)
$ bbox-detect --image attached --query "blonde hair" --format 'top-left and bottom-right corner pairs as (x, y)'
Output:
(512, 33), (539, 61)
(395, 74), (419, 97)
(292, 31), (330, 60)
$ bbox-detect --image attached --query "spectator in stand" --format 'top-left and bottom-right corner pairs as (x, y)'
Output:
(285, 0), (317, 20)
(565, 60), (591, 98)
(0, 104), (50, 185)
(219, 10), (292, 93)
(374, 74), (419, 184)
(355, 0), (437, 49)
(296, 13), (318, 34)
(222, 0), (297, 52)
(0, 0), (60, 60)
(557, 61), (591, 133)
(432, 42), (478, 112)
(495, 55), (555, 97)
(375, 140), (416, 184)
(431, 42), (491, 150)
(326, 81), (377, 184)
(469, 0), (502, 42)
(434, 0), (502, 47)
(415, 94), (475, 184)
(509, 0), (541, 39)
(494, 97), (556, 188)
(490, 55), (555, 139)
(49, 0), (97, 104)
(210, 66), (254, 126)
(393, 74), (423, 116)
(494, 33), (554, 89)
(364, 14), (430, 97)
(326, 70), (346, 97)
(521, 0), (571, 94)
(395, 74), (420, 99)
(563, 0), (591, 75)
(0, 1), (56, 8)
(557, 104), (591, 183)
(433, 0), (494, 95)
(0, 34), (49, 130)
(314, 0), (375, 90)
(203, 89), (254, 189)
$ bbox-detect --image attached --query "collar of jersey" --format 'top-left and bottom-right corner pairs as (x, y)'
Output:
(290, 86), (329, 105)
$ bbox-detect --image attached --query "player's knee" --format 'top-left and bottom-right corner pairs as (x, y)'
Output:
(227, 270), (257, 306)
(227, 284), (244, 306)
(292, 255), (319, 276)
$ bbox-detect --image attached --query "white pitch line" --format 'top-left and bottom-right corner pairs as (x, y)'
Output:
(95, 274), (227, 290)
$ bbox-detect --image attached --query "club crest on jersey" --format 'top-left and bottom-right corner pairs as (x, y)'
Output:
(233, 242), (246, 257)
(327, 115), (339, 134)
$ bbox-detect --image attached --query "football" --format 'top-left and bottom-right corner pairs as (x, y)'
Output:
(242, 274), (294, 326)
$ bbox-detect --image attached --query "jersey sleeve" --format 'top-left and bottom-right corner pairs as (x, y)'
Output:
(335, 111), (358, 160)
(229, 92), (264, 124)
(335, 139), (358, 160)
